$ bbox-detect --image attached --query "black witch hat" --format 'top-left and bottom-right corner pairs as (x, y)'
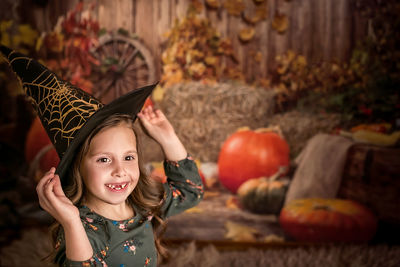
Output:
(0, 45), (156, 187)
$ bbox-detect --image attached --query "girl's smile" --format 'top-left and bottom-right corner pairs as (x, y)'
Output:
(105, 182), (130, 192)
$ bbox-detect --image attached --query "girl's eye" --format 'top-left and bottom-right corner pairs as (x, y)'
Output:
(125, 155), (136, 161)
(97, 157), (110, 163)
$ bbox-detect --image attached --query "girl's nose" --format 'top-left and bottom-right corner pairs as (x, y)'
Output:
(112, 161), (126, 177)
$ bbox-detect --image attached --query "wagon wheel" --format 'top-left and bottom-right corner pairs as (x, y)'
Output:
(91, 34), (156, 104)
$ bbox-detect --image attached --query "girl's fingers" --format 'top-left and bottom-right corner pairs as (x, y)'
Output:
(44, 179), (56, 201)
(53, 175), (67, 197)
(36, 170), (54, 196)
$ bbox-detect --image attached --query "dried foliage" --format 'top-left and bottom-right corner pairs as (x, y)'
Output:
(268, 0), (400, 125)
(37, 2), (100, 93)
(158, 82), (275, 162)
(161, 8), (240, 88)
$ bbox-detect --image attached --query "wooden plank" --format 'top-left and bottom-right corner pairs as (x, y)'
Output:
(164, 190), (285, 242)
(338, 145), (400, 224)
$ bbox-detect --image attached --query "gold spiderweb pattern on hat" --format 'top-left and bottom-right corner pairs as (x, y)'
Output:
(10, 54), (104, 157)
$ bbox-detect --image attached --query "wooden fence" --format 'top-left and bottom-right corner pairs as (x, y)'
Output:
(19, 0), (368, 84)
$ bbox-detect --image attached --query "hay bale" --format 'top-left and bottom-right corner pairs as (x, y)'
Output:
(268, 110), (341, 159)
(139, 82), (341, 164)
(150, 82), (275, 162)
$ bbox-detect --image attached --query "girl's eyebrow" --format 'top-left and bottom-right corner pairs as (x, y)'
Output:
(88, 150), (138, 156)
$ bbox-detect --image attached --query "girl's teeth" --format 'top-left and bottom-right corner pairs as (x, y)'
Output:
(106, 183), (127, 190)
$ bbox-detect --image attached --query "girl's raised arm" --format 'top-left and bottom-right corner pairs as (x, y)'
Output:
(138, 106), (187, 161)
(36, 168), (93, 261)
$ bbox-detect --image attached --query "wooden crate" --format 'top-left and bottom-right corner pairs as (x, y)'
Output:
(337, 144), (400, 224)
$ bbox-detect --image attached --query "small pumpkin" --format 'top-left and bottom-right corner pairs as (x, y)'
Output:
(237, 167), (289, 214)
(279, 198), (378, 242)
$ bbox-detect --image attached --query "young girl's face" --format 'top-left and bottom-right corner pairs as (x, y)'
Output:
(80, 123), (140, 208)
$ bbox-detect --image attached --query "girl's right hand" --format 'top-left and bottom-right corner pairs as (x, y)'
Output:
(36, 167), (80, 226)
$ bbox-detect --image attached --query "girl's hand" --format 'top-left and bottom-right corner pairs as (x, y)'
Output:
(138, 106), (176, 144)
(138, 106), (187, 161)
(36, 167), (80, 227)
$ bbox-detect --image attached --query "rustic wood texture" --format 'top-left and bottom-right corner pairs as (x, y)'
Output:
(163, 190), (286, 243)
(19, 0), (368, 83)
(338, 145), (400, 225)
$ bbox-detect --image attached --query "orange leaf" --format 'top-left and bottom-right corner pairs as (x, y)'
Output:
(239, 27), (255, 42)
(206, 0), (220, 9)
(272, 12), (289, 33)
(224, 0), (245, 16)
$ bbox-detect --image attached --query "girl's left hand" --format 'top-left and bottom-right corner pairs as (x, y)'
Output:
(138, 106), (175, 144)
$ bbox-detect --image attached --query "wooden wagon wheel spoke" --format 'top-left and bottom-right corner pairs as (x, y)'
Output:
(125, 61), (147, 73)
(122, 49), (139, 70)
(90, 33), (156, 104)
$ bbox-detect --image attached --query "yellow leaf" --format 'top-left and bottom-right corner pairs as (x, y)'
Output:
(185, 207), (204, 213)
(224, 0), (245, 16)
(243, 4), (268, 24)
(205, 56), (218, 66)
(188, 62), (206, 77)
(253, 51), (262, 62)
(263, 234), (285, 243)
(18, 24), (38, 46)
(0, 20), (12, 32)
(224, 220), (259, 241)
(152, 85), (165, 102)
(12, 35), (21, 47)
(35, 36), (44, 51)
(287, 50), (295, 62)
(225, 196), (240, 210)
(238, 27), (255, 42)
(1, 32), (11, 47)
(272, 12), (289, 33)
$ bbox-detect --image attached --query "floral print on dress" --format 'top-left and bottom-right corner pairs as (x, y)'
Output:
(84, 217), (98, 231)
(112, 218), (135, 232)
(123, 239), (143, 254)
(144, 257), (151, 266)
(169, 183), (183, 199)
(185, 178), (204, 196)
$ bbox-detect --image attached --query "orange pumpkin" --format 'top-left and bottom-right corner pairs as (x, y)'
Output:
(279, 198), (378, 242)
(218, 128), (289, 193)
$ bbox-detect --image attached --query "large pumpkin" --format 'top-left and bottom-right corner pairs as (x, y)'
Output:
(279, 198), (378, 242)
(218, 128), (289, 193)
(25, 117), (60, 182)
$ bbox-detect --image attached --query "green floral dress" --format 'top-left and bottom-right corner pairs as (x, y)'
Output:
(54, 156), (204, 267)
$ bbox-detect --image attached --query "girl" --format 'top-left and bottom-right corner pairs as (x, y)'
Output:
(36, 106), (204, 266)
(0, 44), (203, 266)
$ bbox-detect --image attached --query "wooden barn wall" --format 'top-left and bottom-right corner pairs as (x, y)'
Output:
(21, 0), (368, 84)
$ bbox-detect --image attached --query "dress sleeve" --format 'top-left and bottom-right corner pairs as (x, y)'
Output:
(53, 221), (109, 267)
(161, 155), (204, 218)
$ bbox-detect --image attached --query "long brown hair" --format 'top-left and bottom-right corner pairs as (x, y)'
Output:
(49, 114), (168, 262)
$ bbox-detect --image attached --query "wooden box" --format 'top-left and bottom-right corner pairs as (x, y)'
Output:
(337, 144), (400, 224)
